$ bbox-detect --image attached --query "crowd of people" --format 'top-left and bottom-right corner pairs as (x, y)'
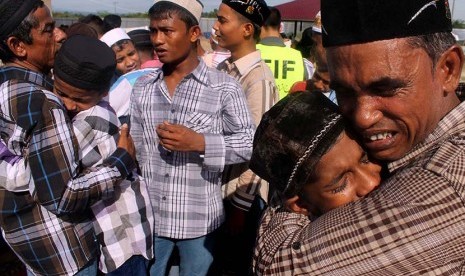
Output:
(1, 0), (465, 275)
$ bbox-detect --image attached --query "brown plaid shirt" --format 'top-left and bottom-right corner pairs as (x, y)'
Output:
(253, 100), (465, 275)
(456, 82), (465, 102)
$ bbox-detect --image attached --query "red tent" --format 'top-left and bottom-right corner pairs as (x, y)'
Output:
(274, 0), (320, 22)
(274, 0), (320, 36)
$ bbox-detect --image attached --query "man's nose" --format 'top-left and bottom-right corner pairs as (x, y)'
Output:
(351, 96), (383, 130)
(62, 98), (76, 112)
(356, 164), (381, 198)
(54, 27), (67, 44)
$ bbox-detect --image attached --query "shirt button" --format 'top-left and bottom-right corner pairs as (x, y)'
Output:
(171, 109), (175, 113)
(198, 119), (202, 124)
(292, 242), (301, 250)
(164, 173), (169, 178)
(162, 196), (166, 200)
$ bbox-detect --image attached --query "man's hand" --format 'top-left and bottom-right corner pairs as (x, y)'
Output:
(156, 121), (205, 152)
(117, 124), (136, 160)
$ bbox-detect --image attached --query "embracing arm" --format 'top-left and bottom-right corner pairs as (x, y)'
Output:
(16, 90), (135, 215)
(256, 170), (465, 274)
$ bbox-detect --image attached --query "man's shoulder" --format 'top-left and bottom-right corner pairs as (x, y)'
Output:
(1, 79), (61, 106)
(132, 68), (162, 88)
(258, 43), (302, 56)
(426, 130), (465, 180)
(205, 66), (241, 89)
(248, 60), (275, 82)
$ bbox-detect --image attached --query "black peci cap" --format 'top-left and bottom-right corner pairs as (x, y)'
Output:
(250, 91), (345, 199)
(54, 35), (116, 90)
(321, 0), (453, 47)
(222, 0), (271, 26)
(0, 0), (42, 40)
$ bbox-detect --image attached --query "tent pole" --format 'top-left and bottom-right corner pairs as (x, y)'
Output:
(294, 22), (297, 39)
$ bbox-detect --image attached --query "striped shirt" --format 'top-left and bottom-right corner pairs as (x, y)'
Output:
(70, 102), (154, 273)
(130, 59), (254, 239)
(253, 100), (465, 275)
(107, 68), (156, 121)
(0, 66), (135, 275)
(203, 50), (231, 68)
(218, 50), (279, 210)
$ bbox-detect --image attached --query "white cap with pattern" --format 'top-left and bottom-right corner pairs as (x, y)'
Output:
(100, 28), (130, 47)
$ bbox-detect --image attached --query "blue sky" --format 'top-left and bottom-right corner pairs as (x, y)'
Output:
(52, 0), (465, 20)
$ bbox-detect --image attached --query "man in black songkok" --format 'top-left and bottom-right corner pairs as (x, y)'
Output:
(250, 0), (465, 274)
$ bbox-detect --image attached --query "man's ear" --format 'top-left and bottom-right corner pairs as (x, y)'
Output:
(435, 44), (464, 96)
(189, 25), (201, 43)
(5, 36), (27, 58)
(242, 22), (254, 39)
(284, 195), (316, 216)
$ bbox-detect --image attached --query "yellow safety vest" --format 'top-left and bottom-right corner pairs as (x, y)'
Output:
(257, 44), (305, 99)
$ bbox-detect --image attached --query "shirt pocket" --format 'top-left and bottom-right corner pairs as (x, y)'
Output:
(186, 111), (214, 133)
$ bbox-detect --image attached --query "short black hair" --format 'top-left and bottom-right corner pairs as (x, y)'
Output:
(236, 12), (261, 42)
(103, 14), (122, 32)
(263, 7), (281, 29)
(406, 32), (456, 69)
(79, 14), (105, 36)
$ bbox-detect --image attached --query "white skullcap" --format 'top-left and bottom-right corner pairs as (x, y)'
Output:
(155, 0), (203, 23)
(100, 28), (130, 47)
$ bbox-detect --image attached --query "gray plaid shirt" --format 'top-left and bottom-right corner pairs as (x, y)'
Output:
(253, 100), (465, 275)
(130, 60), (254, 239)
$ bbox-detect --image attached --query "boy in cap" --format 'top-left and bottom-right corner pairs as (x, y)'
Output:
(101, 27), (155, 124)
(130, 0), (254, 275)
(250, 91), (382, 275)
(0, 1), (136, 275)
(249, 0), (465, 274)
(128, 29), (163, 68)
(101, 28), (141, 77)
(3, 35), (154, 275)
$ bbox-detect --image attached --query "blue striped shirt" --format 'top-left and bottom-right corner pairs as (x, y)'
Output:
(130, 60), (254, 239)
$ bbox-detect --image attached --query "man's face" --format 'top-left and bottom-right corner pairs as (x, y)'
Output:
(114, 41), (140, 75)
(54, 76), (105, 117)
(309, 69), (330, 93)
(327, 39), (446, 161)
(213, 3), (245, 52)
(22, 5), (65, 74)
(302, 131), (381, 215)
(149, 14), (197, 65)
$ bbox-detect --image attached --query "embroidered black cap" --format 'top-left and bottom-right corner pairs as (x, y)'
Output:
(0, 0), (41, 40)
(250, 91), (345, 198)
(54, 35), (116, 90)
(322, 0), (453, 47)
(222, 0), (271, 26)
